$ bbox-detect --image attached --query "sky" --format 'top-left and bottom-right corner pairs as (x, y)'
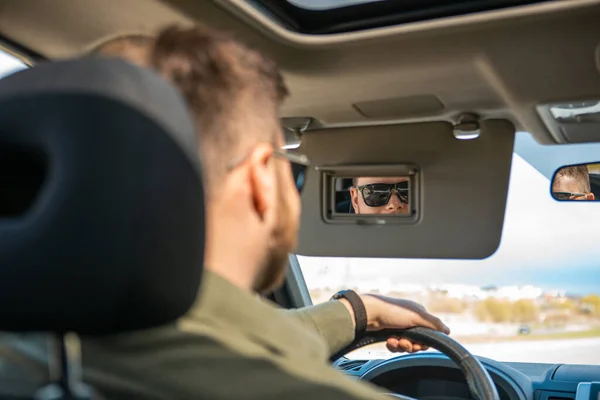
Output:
(514, 133), (600, 179)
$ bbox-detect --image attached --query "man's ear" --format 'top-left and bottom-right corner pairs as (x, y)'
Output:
(350, 187), (359, 213)
(247, 144), (276, 221)
(586, 192), (596, 200)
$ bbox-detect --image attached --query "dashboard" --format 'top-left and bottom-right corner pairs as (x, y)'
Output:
(370, 366), (512, 400)
(333, 353), (600, 400)
(575, 383), (600, 400)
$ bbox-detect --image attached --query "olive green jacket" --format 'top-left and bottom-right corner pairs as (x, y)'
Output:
(0, 271), (385, 399)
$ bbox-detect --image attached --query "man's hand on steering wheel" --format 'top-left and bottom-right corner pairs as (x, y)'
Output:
(334, 296), (498, 400)
(339, 294), (451, 353)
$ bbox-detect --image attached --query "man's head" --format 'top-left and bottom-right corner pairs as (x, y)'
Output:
(91, 25), (300, 293)
(552, 165), (595, 201)
(350, 177), (410, 214)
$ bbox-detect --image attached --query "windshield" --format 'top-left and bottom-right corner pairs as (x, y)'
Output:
(297, 131), (600, 365)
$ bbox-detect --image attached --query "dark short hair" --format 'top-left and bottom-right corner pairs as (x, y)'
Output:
(89, 24), (289, 198)
(555, 165), (591, 192)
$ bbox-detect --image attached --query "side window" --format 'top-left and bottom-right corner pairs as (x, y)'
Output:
(0, 47), (28, 79)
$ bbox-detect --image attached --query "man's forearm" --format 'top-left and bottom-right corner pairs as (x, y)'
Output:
(282, 300), (356, 356)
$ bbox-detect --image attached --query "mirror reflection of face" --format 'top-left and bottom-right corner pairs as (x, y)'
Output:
(350, 176), (410, 214)
(552, 165), (595, 201)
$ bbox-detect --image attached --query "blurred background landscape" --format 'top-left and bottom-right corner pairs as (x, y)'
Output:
(308, 282), (600, 362)
(311, 284), (600, 341)
(307, 281), (600, 363)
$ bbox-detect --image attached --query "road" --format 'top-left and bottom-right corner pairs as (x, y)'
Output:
(348, 337), (600, 365)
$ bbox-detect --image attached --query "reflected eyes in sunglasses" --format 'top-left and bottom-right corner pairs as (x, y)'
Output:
(358, 182), (410, 207)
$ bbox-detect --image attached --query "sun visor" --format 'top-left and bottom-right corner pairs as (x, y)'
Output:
(296, 120), (515, 259)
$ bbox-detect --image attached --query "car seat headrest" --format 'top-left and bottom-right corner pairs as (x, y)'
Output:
(0, 57), (205, 335)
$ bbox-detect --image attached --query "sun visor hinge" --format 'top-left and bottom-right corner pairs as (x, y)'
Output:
(282, 117), (313, 149)
(452, 112), (481, 140)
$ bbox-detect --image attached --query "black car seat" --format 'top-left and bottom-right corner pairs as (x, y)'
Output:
(0, 57), (205, 399)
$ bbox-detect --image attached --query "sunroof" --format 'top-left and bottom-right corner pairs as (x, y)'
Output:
(255, 0), (550, 35)
(287, 0), (384, 11)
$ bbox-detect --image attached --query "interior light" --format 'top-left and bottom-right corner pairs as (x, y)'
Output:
(549, 100), (600, 123)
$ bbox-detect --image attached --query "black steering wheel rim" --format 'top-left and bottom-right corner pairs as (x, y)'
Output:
(332, 327), (500, 400)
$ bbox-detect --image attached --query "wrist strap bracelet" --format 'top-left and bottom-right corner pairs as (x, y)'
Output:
(331, 289), (368, 337)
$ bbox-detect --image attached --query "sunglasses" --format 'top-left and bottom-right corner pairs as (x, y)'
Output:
(356, 181), (410, 207)
(273, 150), (310, 193)
(227, 149), (310, 194)
(552, 191), (587, 200)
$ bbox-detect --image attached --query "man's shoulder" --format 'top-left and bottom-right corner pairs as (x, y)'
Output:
(0, 327), (380, 400)
(83, 325), (378, 400)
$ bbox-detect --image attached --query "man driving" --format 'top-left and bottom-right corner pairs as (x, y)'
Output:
(350, 177), (411, 214)
(552, 165), (595, 200)
(64, 24), (450, 399)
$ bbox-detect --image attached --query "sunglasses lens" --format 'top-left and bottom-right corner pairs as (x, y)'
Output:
(291, 163), (307, 193)
(397, 191), (409, 204)
(362, 185), (391, 207)
(553, 192), (570, 200)
(396, 182), (409, 204)
(361, 183), (411, 207)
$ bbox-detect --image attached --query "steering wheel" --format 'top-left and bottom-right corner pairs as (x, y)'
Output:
(331, 327), (500, 400)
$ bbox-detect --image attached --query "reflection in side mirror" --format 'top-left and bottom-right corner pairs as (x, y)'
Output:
(551, 163), (600, 201)
(335, 176), (412, 215)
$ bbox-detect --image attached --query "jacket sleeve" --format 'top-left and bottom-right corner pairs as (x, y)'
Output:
(282, 301), (355, 356)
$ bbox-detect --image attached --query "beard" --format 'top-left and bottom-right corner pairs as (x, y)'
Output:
(253, 171), (297, 294)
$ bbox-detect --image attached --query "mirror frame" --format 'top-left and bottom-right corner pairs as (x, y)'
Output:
(316, 163), (420, 225)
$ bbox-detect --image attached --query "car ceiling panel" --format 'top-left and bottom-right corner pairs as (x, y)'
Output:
(207, 0), (600, 143)
(0, 0), (192, 58)
(0, 0), (599, 145)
